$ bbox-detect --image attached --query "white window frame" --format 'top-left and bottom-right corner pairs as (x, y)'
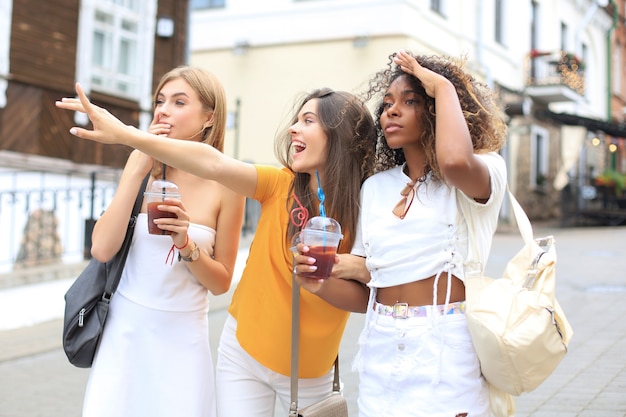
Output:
(530, 125), (549, 189)
(0, 0), (13, 108)
(76, 0), (156, 124)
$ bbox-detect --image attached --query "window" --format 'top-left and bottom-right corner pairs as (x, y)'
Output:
(581, 43), (588, 96)
(0, 0), (12, 108)
(191, 0), (226, 10)
(530, 125), (549, 188)
(530, 1), (539, 50)
(530, 1), (539, 79)
(560, 22), (568, 53)
(90, 3), (140, 96)
(430, 0), (446, 17)
(494, 0), (506, 46)
(613, 41), (622, 95)
(76, 0), (156, 102)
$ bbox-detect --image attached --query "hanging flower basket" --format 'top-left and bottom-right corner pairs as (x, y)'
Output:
(559, 52), (586, 72)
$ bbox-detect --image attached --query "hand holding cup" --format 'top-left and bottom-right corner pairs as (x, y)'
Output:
(144, 180), (181, 235)
(297, 216), (343, 280)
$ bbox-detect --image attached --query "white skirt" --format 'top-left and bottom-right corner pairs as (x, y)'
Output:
(83, 292), (216, 417)
(356, 306), (489, 417)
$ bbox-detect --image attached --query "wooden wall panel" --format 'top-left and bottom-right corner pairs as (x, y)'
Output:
(153, 0), (189, 92)
(10, 0), (78, 92)
(0, 82), (132, 168)
(42, 89), (133, 168)
(1, 83), (41, 155)
(3, 0), (188, 170)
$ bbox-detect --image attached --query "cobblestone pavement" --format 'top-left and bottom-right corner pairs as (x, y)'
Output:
(1, 224), (626, 417)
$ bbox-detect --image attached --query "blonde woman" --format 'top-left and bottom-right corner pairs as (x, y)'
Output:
(79, 67), (245, 417)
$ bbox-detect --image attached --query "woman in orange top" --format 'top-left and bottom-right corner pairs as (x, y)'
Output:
(56, 86), (375, 416)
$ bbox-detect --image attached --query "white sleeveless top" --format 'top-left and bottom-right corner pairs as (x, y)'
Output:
(351, 152), (506, 288)
(117, 213), (216, 312)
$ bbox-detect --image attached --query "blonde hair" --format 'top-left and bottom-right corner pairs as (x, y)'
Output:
(151, 66), (227, 178)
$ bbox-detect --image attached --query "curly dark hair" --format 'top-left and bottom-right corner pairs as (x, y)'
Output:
(362, 52), (507, 180)
(275, 88), (377, 251)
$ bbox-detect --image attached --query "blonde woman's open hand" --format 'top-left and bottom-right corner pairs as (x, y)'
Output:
(393, 50), (451, 99)
(55, 83), (136, 145)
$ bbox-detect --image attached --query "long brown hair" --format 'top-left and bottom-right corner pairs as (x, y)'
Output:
(275, 89), (377, 252)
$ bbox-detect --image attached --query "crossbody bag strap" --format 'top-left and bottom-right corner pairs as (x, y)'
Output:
(289, 271), (301, 417)
(103, 174), (150, 297)
(289, 270), (340, 417)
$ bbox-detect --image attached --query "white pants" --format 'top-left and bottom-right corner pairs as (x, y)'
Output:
(356, 307), (489, 417)
(215, 314), (336, 417)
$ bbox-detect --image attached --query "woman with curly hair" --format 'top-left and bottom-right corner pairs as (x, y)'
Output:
(296, 51), (508, 416)
(57, 86), (376, 416)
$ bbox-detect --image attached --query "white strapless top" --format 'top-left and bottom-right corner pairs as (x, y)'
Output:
(117, 213), (216, 312)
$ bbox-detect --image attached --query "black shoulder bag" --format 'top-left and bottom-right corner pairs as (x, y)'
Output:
(62, 174), (149, 368)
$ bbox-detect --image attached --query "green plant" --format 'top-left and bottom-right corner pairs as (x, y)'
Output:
(595, 169), (626, 195)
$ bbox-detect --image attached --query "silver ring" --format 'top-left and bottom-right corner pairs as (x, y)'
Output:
(293, 265), (297, 274)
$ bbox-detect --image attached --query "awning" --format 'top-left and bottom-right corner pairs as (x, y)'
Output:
(538, 110), (626, 138)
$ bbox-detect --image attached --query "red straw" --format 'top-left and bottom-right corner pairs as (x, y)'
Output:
(290, 194), (309, 230)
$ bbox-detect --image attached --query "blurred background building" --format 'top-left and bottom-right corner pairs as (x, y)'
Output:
(0, 0), (625, 279)
(189, 0), (626, 224)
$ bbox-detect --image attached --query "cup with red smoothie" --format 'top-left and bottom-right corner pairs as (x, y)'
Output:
(144, 180), (180, 235)
(300, 216), (343, 279)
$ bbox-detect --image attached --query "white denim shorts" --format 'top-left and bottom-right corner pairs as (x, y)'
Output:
(355, 302), (490, 417)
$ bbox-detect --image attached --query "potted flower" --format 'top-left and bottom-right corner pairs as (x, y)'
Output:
(559, 52), (585, 72)
(594, 169), (626, 196)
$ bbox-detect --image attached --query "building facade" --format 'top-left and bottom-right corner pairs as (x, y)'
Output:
(190, 0), (625, 223)
(0, 0), (191, 273)
(0, 0), (190, 173)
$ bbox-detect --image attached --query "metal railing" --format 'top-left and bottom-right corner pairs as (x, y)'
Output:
(0, 169), (261, 277)
(526, 49), (586, 95)
(0, 170), (119, 274)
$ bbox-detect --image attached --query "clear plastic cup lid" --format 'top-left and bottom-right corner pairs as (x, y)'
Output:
(145, 180), (180, 196)
(303, 216), (342, 235)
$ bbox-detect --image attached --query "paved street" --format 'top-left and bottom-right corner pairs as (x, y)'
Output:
(1, 223), (626, 416)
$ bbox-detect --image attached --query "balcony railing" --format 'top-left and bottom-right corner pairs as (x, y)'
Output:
(525, 50), (586, 103)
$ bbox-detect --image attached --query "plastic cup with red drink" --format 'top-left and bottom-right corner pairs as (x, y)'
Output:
(300, 216), (343, 279)
(144, 180), (180, 235)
